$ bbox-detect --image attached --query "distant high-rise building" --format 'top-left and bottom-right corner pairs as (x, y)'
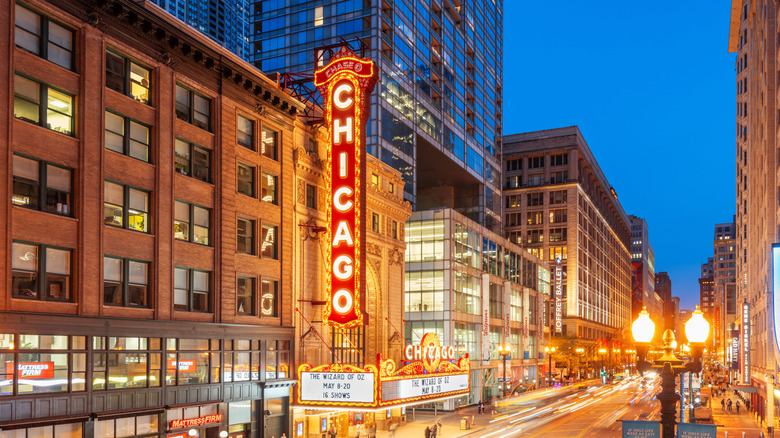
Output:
(502, 127), (632, 347)
(251, 1), (504, 229)
(149, 0), (250, 59)
(713, 219), (737, 369)
(628, 215), (660, 321)
(654, 272), (672, 329)
(699, 257), (715, 337)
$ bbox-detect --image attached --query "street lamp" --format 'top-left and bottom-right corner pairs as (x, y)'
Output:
(632, 306), (709, 438)
(598, 347), (607, 378)
(575, 348), (585, 380)
(544, 346), (556, 387)
(498, 344), (511, 398)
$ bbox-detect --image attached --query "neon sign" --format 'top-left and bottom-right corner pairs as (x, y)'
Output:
(7, 362), (54, 379)
(773, 245), (780, 359)
(742, 302), (750, 383)
(554, 257), (563, 333)
(315, 47), (378, 328)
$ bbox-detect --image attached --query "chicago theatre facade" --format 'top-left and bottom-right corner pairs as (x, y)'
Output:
(0, 0), (316, 436)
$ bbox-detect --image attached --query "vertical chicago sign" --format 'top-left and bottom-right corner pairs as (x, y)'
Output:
(315, 48), (378, 328)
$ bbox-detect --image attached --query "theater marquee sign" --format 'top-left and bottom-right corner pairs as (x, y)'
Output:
(314, 47), (378, 329)
(297, 333), (470, 408)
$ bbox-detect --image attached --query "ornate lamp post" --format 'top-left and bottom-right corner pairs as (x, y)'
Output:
(497, 344), (511, 398)
(544, 346), (556, 387)
(598, 347), (607, 378)
(632, 306), (709, 438)
(575, 348), (585, 380)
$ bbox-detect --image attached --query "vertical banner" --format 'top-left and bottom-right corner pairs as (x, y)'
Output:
(742, 301), (751, 383)
(772, 244), (780, 359)
(554, 257), (563, 333)
(314, 47), (378, 328)
(714, 306), (721, 346)
(731, 329), (739, 371)
(503, 282), (511, 341)
(482, 274), (491, 365)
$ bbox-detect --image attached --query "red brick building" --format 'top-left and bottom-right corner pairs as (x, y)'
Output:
(0, 0), (311, 436)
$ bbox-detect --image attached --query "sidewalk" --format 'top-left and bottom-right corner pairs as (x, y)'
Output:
(374, 404), (490, 438)
(711, 392), (766, 438)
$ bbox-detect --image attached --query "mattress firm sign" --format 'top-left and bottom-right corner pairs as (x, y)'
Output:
(381, 374), (469, 403)
(299, 371), (376, 404)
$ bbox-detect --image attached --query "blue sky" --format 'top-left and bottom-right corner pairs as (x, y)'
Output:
(502, 1), (736, 309)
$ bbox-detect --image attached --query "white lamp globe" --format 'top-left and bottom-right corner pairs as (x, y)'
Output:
(631, 307), (655, 344)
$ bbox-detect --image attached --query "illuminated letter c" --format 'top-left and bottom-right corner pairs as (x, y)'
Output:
(333, 187), (354, 212)
(334, 83), (354, 109)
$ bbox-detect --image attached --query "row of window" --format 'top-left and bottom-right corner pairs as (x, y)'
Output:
(11, 241), (281, 314)
(506, 190), (568, 208)
(505, 209), (567, 227)
(507, 153), (568, 171)
(0, 334), (290, 396)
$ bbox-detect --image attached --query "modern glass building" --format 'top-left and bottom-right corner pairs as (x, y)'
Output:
(150, 0), (251, 59)
(404, 208), (550, 408)
(252, 0), (504, 230)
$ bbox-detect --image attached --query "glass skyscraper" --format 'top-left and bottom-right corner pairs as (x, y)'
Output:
(150, 0), (251, 59)
(253, 0), (503, 229)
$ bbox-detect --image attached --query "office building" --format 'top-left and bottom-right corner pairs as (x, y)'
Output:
(654, 271), (672, 330)
(404, 208), (550, 407)
(628, 215), (661, 322)
(1, 0), (319, 435)
(502, 127), (633, 355)
(149, 0), (250, 59)
(713, 221), (737, 369)
(252, 0), (504, 231)
(728, 0), (777, 424)
(699, 257), (715, 341)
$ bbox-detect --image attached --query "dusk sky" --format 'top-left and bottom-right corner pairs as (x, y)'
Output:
(503, 1), (736, 309)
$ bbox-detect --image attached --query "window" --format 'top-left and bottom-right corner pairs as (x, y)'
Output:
(505, 212), (521, 227)
(15, 4), (73, 69)
(104, 110), (150, 162)
(527, 156), (544, 168)
(307, 139), (318, 155)
(237, 114), (254, 150)
(105, 50), (151, 104)
(261, 172), (278, 204)
(372, 213), (380, 232)
(527, 211), (543, 225)
(12, 241), (72, 301)
(392, 221), (398, 239)
(549, 190), (567, 204)
(389, 182), (395, 194)
(261, 126), (278, 160)
(550, 209), (567, 224)
(305, 184), (317, 209)
(526, 229), (543, 244)
(175, 84), (210, 131)
(174, 138), (210, 182)
(526, 173), (543, 186)
(237, 276), (255, 315)
(174, 268), (210, 312)
(173, 201), (209, 245)
(527, 192), (543, 206)
(261, 279), (278, 317)
(549, 228), (567, 242)
(103, 257), (149, 307)
(550, 153), (568, 166)
(104, 181), (150, 233)
(12, 155), (72, 216)
(237, 218), (255, 254)
(261, 224), (278, 259)
(371, 173), (379, 186)
(549, 246), (567, 261)
(237, 163), (254, 197)
(550, 170), (568, 183)
(14, 74), (73, 135)
(92, 337), (163, 392)
(506, 158), (522, 172)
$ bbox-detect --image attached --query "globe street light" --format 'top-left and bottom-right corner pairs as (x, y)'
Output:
(598, 347), (607, 378)
(497, 344), (511, 398)
(544, 346), (556, 387)
(632, 306), (709, 438)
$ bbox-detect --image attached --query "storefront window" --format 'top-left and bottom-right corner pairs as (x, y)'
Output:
(95, 414), (158, 438)
(0, 423), (83, 438)
(93, 337), (161, 390)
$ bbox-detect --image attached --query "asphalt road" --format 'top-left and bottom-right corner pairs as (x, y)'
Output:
(460, 375), (662, 438)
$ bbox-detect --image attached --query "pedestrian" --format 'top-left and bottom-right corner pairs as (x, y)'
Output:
(356, 423), (362, 438)
(736, 401), (741, 413)
(478, 400), (484, 414)
(329, 424), (338, 438)
(727, 399), (732, 412)
(389, 420), (398, 438)
(721, 398), (725, 412)
(436, 418), (442, 437)
(424, 426), (432, 438)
